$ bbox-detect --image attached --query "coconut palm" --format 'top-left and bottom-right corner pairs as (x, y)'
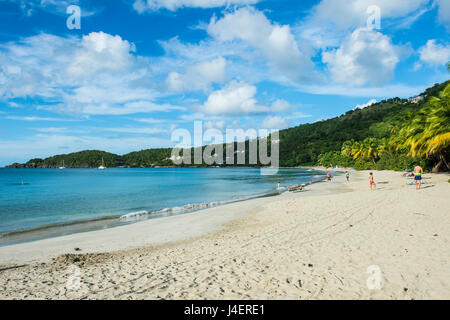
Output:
(341, 139), (354, 157)
(396, 84), (450, 171)
(362, 137), (381, 165)
(351, 141), (363, 160)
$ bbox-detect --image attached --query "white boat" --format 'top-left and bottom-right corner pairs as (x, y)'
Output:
(59, 160), (66, 170)
(98, 157), (106, 170)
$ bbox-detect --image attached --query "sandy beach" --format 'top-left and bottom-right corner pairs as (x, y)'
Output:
(0, 169), (449, 299)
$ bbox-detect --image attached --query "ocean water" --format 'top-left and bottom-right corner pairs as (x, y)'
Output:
(0, 168), (326, 245)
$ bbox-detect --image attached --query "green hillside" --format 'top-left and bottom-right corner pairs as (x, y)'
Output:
(6, 81), (450, 171)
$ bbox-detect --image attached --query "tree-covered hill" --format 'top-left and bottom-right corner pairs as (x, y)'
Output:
(279, 81), (449, 166)
(6, 80), (449, 171)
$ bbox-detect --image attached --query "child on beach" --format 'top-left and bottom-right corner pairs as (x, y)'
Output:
(345, 171), (349, 183)
(327, 172), (332, 182)
(369, 172), (376, 191)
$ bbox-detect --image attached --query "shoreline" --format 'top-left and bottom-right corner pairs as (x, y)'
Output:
(0, 189), (283, 248)
(1, 169), (449, 299)
(0, 173), (333, 266)
(0, 167), (327, 248)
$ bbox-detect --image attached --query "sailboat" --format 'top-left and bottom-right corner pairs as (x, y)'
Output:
(59, 160), (66, 170)
(98, 157), (106, 170)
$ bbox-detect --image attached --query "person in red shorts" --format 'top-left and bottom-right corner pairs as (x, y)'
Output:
(369, 172), (376, 191)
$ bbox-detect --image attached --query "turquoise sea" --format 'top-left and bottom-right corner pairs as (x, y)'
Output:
(0, 168), (326, 245)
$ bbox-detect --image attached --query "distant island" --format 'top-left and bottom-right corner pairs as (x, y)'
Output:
(6, 81), (450, 172)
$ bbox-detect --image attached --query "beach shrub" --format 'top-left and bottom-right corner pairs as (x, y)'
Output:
(374, 154), (424, 171)
(353, 159), (374, 170)
(317, 151), (354, 168)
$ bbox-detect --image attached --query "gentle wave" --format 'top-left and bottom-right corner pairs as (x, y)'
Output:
(120, 191), (281, 222)
(0, 191), (282, 243)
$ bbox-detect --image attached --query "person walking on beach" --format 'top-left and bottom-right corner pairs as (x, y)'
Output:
(369, 172), (376, 191)
(414, 163), (423, 190)
(327, 172), (332, 182)
(345, 171), (350, 183)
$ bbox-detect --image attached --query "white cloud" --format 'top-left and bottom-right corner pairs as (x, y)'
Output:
(133, 117), (169, 124)
(166, 57), (227, 92)
(296, 83), (428, 98)
(355, 99), (377, 109)
(100, 127), (167, 135)
(32, 127), (69, 133)
(4, 116), (80, 122)
(199, 81), (291, 115)
(418, 39), (450, 66)
(322, 28), (402, 86)
(204, 120), (226, 130)
(200, 81), (262, 115)
(307, 0), (429, 30)
(132, 0), (258, 12)
(436, 0), (450, 27)
(66, 32), (137, 79)
(207, 7), (313, 82)
(5, 0), (98, 17)
(261, 116), (290, 129)
(296, 0), (429, 50)
(0, 32), (178, 115)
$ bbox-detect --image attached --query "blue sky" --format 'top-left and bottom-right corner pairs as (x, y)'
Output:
(0, 0), (449, 166)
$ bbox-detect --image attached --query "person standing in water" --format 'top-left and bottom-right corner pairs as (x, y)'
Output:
(277, 182), (281, 189)
(414, 162), (423, 190)
(369, 172), (376, 191)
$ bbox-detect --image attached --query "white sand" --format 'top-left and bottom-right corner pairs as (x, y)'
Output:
(0, 170), (449, 299)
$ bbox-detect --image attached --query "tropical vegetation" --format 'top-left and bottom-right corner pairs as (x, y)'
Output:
(6, 81), (450, 172)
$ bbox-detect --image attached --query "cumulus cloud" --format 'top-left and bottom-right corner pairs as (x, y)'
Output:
(0, 32), (180, 115)
(261, 116), (290, 129)
(207, 7), (313, 82)
(418, 39), (450, 66)
(132, 0), (258, 12)
(354, 99), (377, 109)
(66, 32), (137, 79)
(199, 81), (291, 115)
(166, 57), (227, 92)
(322, 28), (402, 86)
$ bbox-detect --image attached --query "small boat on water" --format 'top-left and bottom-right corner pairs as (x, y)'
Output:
(59, 160), (66, 170)
(98, 157), (106, 170)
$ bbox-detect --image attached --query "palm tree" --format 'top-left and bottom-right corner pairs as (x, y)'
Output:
(377, 137), (390, 157)
(362, 137), (381, 165)
(341, 139), (354, 157)
(349, 138), (381, 165)
(351, 141), (363, 161)
(397, 84), (450, 171)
